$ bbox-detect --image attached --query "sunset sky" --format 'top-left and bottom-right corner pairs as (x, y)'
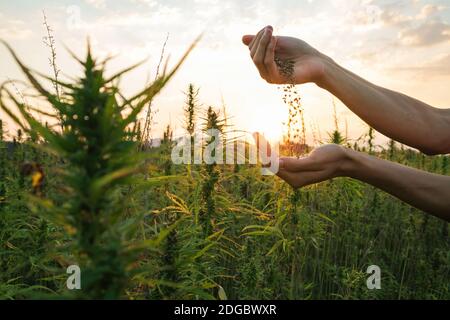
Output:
(1, 0), (449, 146)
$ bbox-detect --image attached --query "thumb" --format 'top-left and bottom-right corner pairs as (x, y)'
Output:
(242, 35), (254, 46)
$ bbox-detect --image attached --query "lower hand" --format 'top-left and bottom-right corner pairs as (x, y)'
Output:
(254, 133), (351, 188)
(277, 144), (350, 188)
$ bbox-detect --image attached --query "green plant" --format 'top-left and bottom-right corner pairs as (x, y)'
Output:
(0, 39), (196, 299)
(328, 100), (345, 145)
(0, 35), (448, 302)
(368, 127), (375, 155)
(199, 107), (224, 236)
(184, 84), (199, 141)
(161, 124), (174, 176)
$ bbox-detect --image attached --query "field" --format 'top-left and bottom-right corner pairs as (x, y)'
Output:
(0, 40), (449, 300)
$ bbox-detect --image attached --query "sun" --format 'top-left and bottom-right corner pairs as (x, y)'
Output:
(247, 116), (284, 144)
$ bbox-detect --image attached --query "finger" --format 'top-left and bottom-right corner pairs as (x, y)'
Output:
(264, 36), (279, 80)
(253, 28), (272, 79)
(250, 26), (272, 56)
(242, 35), (255, 46)
(279, 156), (317, 172)
(249, 28), (265, 56)
(276, 169), (305, 189)
(277, 168), (323, 189)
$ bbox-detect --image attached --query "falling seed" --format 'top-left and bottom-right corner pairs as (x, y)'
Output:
(275, 57), (307, 157)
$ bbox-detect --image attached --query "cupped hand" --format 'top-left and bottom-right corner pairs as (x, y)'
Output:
(277, 144), (350, 188)
(242, 26), (328, 85)
(254, 133), (350, 189)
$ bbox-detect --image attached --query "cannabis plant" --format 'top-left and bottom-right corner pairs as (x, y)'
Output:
(199, 107), (225, 236)
(0, 39), (196, 299)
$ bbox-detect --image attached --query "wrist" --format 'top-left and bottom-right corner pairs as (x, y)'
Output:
(338, 148), (362, 178)
(314, 54), (339, 89)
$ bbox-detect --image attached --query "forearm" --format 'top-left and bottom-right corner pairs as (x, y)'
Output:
(318, 57), (450, 155)
(342, 149), (450, 221)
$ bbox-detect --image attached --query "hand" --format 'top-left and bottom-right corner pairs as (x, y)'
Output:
(278, 145), (351, 188)
(242, 26), (328, 85)
(254, 133), (351, 189)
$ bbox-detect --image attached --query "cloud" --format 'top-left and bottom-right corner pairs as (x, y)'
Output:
(85, 0), (107, 9)
(427, 53), (450, 75)
(379, 8), (412, 27)
(350, 2), (448, 29)
(129, 0), (158, 7)
(399, 20), (450, 46)
(0, 18), (32, 40)
(351, 2), (450, 47)
(2, 0), (450, 141)
(417, 4), (446, 19)
(388, 53), (450, 77)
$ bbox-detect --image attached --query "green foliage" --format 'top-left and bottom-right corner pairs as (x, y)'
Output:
(368, 127), (375, 154)
(199, 107), (225, 237)
(328, 99), (346, 145)
(0, 40), (448, 300)
(328, 130), (345, 145)
(161, 125), (174, 176)
(184, 83), (199, 138)
(0, 39), (197, 299)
